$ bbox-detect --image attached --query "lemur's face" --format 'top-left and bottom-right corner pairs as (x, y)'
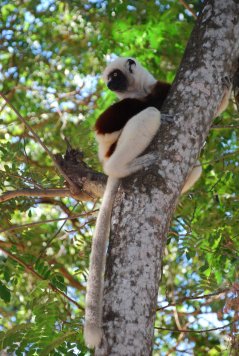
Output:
(103, 57), (156, 99)
(104, 58), (137, 93)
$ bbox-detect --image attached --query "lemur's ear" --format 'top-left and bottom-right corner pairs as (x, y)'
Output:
(126, 58), (136, 73)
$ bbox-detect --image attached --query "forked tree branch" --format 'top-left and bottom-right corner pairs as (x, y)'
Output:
(0, 153), (106, 203)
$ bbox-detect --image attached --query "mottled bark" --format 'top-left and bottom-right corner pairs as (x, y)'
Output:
(96, 1), (239, 355)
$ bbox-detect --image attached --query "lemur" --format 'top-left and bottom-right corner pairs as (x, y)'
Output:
(84, 57), (231, 348)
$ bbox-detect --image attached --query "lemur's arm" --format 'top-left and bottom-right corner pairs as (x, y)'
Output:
(95, 98), (147, 134)
(180, 78), (232, 193)
(215, 78), (232, 116)
(95, 79), (172, 135)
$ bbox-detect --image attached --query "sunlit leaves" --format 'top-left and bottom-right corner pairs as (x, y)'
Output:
(1, 3), (16, 21)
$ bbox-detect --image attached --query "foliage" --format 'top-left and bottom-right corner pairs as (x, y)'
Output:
(0, 0), (238, 354)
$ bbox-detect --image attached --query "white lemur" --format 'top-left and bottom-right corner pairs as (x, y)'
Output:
(84, 57), (231, 348)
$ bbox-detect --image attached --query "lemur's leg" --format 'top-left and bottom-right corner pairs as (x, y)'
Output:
(181, 162), (202, 194)
(103, 107), (161, 178)
(215, 77), (232, 116)
(182, 78), (232, 193)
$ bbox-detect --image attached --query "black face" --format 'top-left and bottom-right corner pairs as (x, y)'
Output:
(107, 69), (128, 92)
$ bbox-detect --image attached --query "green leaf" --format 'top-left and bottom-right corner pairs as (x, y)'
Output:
(1, 3), (15, 20)
(199, 262), (209, 273)
(39, 330), (78, 355)
(0, 282), (11, 303)
(50, 274), (66, 292)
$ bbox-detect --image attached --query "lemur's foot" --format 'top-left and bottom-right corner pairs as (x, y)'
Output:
(222, 76), (232, 90)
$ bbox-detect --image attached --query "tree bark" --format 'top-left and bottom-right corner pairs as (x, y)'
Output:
(96, 1), (239, 355)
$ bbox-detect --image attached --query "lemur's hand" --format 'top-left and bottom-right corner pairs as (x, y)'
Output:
(222, 76), (232, 90)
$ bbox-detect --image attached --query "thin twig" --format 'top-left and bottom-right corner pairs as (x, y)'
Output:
(201, 148), (239, 166)
(0, 188), (71, 203)
(178, 0), (197, 19)
(158, 289), (229, 310)
(0, 246), (83, 310)
(155, 319), (236, 333)
(0, 241), (84, 291)
(55, 264), (85, 291)
(0, 209), (98, 234)
(35, 197), (85, 231)
(36, 202), (80, 261)
(211, 124), (239, 129)
(0, 93), (80, 194)
(0, 169), (43, 189)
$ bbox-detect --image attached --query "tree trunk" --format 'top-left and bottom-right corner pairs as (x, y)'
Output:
(96, 1), (239, 354)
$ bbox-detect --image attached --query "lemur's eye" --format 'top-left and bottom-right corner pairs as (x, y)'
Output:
(108, 71), (118, 80)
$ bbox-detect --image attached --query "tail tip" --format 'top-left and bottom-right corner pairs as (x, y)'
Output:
(84, 323), (103, 349)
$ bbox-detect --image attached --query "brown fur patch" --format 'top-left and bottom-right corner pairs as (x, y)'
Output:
(105, 141), (117, 157)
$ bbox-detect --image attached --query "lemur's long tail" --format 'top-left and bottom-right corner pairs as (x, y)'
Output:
(84, 176), (120, 349)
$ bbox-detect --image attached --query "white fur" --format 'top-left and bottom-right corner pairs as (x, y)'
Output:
(84, 176), (119, 348)
(215, 87), (231, 116)
(84, 324), (103, 350)
(95, 130), (121, 163)
(103, 57), (157, 100)
(181, 163), (202, 194)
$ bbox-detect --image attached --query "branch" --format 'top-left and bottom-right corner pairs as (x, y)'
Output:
(35, 197), (86, 231)
(155, 319), (237, 333)
(211, 123), (239, 129)
(0, 188), (71, 203)
(57, 265), (85, 291)
(0, 169), (44, 189)
(54, 148), (107, 200)
(178, 0), (197, 19)
(202, 148), (239, 166)
(0, 246), (83, 310)
(0, 95), (107, 202)
(158, 289), (229, 310)
(0, 156), (107, 203)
